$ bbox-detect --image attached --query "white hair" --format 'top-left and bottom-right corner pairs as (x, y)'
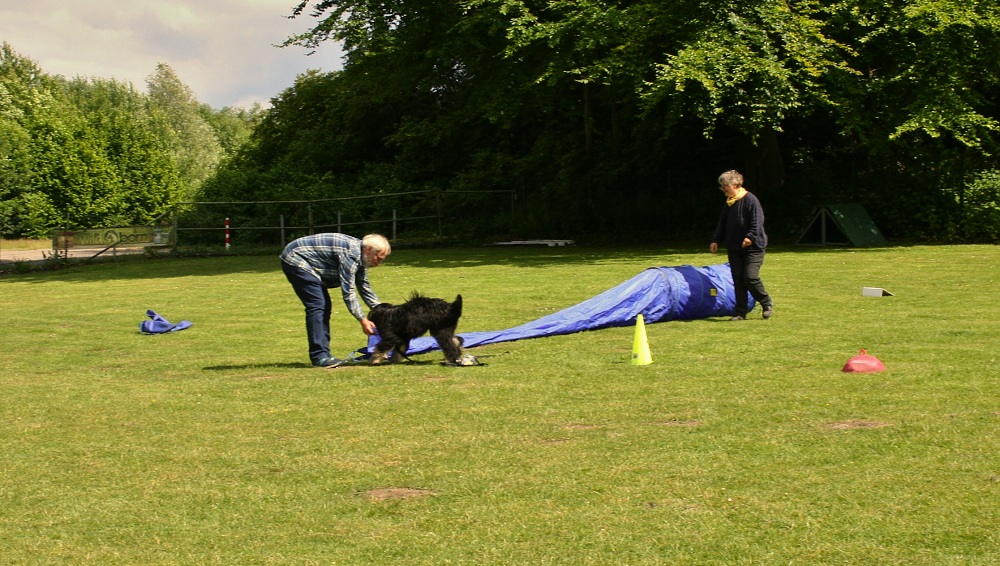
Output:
(362, 233), (391, 255)
(718, 170), (744, 187)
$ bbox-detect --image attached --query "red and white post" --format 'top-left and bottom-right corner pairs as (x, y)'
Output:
(225, 217), (231, 252)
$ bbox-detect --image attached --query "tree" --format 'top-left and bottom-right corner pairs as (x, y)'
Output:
(201, 103), (265, 159)
(146, 63), (222, 200)
(808, 0), (1000, 239)
(64, 77), (183, 224)
(1, 45), (198, 237)
(258, 1), (1000, 242)
(0, 44), (74, 236)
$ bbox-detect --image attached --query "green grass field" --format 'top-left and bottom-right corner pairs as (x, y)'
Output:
(1, 244), (998, 564)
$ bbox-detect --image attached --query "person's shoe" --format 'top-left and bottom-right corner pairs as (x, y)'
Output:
(729, 315), (745, 321)
(314, 356), (346, 368)
(762, 306), (774, 319)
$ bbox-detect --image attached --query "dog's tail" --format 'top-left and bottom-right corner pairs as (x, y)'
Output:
(449, 294), (463, 322)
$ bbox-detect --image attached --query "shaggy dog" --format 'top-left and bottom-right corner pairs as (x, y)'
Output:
(368, 293), (464, 365)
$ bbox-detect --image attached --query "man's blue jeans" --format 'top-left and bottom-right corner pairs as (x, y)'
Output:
(282, 261), (333, 364)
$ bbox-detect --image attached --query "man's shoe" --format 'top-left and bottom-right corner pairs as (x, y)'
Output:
(762, 306), (774, 319)
(730, 315), (745, 321)
(314, 356), (346, 368)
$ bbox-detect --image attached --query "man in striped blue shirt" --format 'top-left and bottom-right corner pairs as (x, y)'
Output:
(280, 233), (391, 367)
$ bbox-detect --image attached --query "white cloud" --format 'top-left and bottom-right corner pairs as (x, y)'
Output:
(0, 0), (343, 108)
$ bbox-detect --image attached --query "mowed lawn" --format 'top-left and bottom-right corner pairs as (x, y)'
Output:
(1, 244), (998, 564)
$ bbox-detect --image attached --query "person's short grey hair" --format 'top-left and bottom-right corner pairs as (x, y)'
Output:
(718, 170), (744, 188)
(362, 233), (391, 255)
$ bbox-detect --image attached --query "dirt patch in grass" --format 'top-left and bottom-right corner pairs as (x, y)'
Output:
(654, 419), (703, 427)
(247, 374), (294, 381)
(566, 423), (602, 430)
(365, 488), (435, 501)
(826, 419), (890, 430)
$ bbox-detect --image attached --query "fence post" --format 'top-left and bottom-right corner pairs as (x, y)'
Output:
(172, 206), (179, 254)
(437, 190), (442, 238)
(308, 202), (314, 235)
(511, 190), (516, 230)
(392, 209), (397, 241)
(280, 214), (285, 245)
(63, 211), (71, 258)
(337, 211), (342, 234)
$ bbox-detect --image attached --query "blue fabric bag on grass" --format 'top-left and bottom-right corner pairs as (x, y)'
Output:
(139, 309), (193, 334)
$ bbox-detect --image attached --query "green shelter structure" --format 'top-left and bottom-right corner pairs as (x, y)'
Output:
(795, 203), (887, 247)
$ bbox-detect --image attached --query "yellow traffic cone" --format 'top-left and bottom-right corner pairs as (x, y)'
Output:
(631, 314), (652, 365)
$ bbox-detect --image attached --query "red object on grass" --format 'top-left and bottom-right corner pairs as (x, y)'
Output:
(842, 349), (886, 373)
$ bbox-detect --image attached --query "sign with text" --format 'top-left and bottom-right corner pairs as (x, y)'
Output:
(52, 227), (171, 249)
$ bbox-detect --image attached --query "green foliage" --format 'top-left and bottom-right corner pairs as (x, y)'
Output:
(0, 99), (32, 235)
(644, 0), (853, 137)
(199, 103), (265, 158)
(0, 192), (60, 239)
(961, 169), (1000, 242)
(0, 44), (258, 238)
(265, 0), (1000, 243)
(9, 0), (1000, 243)
(145, 63), (223, 201)
(884, 0), (1000, 149)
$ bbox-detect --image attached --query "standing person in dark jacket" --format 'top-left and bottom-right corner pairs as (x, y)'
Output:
(709, 170), (774, 320)
(280, 233), (391, 367)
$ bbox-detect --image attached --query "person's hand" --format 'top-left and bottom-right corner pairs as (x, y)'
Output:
(742, 238), (752, 248)
(709, 242), (718, 254)
(360, 318), (377, 336)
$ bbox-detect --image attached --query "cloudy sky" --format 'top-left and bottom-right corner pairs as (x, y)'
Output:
(0, 1), (344, 109)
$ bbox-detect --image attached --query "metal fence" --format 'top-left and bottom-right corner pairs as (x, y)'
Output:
(41, 189), (513, 259)
(169, 189), (514, 249)
(171, 191), (442, 247)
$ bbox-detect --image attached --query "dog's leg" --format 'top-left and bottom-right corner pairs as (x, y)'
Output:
(389, 345), (405, 363)
(391, 340), (415, 363)
(370, 342), (394, 365)
(369, 349), (389, 365)
(433, 329), (463, 363)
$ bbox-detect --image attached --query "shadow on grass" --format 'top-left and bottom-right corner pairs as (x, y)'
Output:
(2, 243), (905, 283)
(3, 253), (281, 283)
(201, 360), (464, 371)
(203, 362), (313, 370)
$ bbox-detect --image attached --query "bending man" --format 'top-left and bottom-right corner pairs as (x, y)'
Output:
(280, 233), (391, 367)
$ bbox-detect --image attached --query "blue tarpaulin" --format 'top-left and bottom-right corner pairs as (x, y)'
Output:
(139, 309), (193, 334)
(356, 263), (751, 358)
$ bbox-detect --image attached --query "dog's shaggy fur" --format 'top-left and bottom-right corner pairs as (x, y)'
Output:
(368, 292), (464, 365)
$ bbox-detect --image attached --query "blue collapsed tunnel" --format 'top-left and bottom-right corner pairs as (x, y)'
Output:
(356, 263), (753, 358)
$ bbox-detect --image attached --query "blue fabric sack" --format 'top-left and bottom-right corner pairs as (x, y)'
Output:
(139, 309), (193, 334)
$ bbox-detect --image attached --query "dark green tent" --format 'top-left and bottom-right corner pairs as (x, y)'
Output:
(795, 204), (887, 247)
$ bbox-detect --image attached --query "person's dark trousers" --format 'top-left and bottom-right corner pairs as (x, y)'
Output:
(282, 261), (333, 364)
(727, 248), (772, 317)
